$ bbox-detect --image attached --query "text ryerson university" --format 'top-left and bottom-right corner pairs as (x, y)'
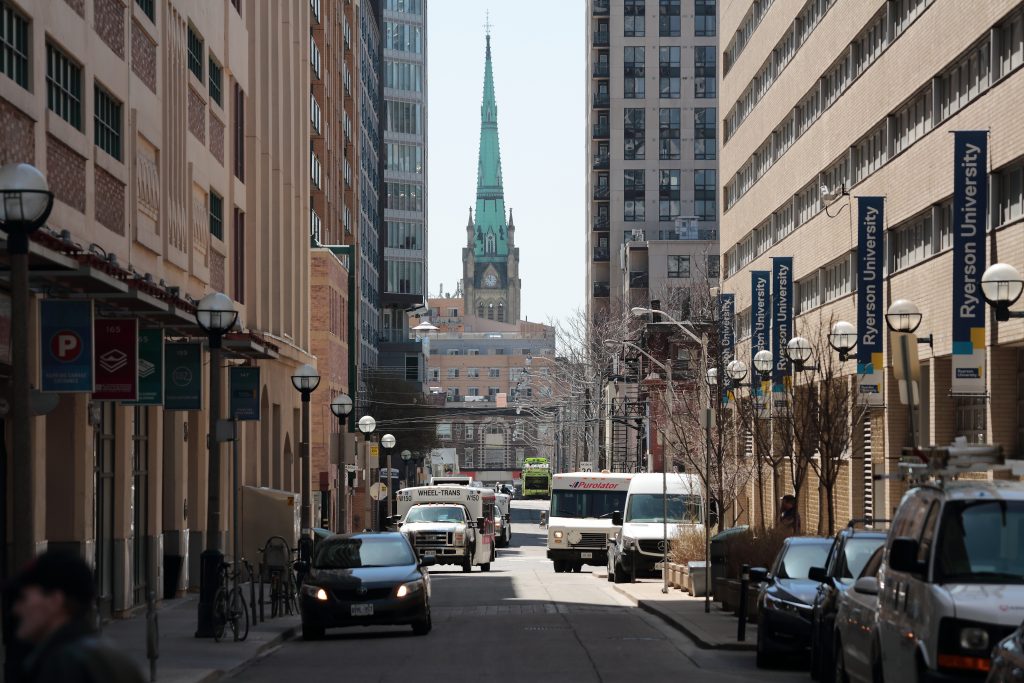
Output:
(959, 143), (983, 319)
(862, 205), (881, 347)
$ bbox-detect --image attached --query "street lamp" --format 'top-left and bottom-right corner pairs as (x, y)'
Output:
(753, 349), (774, 377)
(981, 262), (1024, 321)
(330, 393), (353, 533)
(784, 336), (816, 372)
(290, 363), (320, 571)
(705, 367), (718, 387)
(401, 449), (413, 487)
(0, 164), (53, 582)
(194, 291), (238, 638)
(726, 359), (748, 384)
(357, 415), (377, 529)
(884, 300), (924, 449)
(828, 321), (857, 362)
(381, 434), (396, 520)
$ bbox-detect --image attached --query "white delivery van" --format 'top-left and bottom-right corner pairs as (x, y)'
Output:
(547, 472), (632, 573)
(493, 491), (512, 548)
(607, 472), (704, 583)
(396, 486), (496, 572)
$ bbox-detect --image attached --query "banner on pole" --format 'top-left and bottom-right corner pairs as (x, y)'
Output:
(40, 300), (94, 392)
(230, 366), (261, 420)
(856, 197), (885, 406)
(951, 130), (987, 395)
(771, 257), (793, 407)
(126, 328), (164, 405)
(751, 271), (770, 417)
(719, 293), (735, 407)
(93, 318), (138, 401)
(164, 343), (202, 410)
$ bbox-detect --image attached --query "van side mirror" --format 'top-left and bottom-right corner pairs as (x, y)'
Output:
(476, 516), (486, 530)
(611, 511), (623, 526)
(808, 566), (828, 583)
(888, 537), (925, 575)
(853, 576), (878, 595)
(748, 566), (769, 583)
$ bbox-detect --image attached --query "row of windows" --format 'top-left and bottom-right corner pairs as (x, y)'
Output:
(386, 220), (423, 250)
(385, 181), (424, 213)
(385, 0), (423, 15)
(621, 0), (715, 38)
(386, 99), (422, 135)
(619, 107), (713, 161)
(385, 59), (423, 92)
(384, 21), (422, 53)
(597, 169), (716, 221)
(385, 141), (424, 175)
(619, 46), (715, 99)
(385, 258), (423, 295)
(723, 0), (776, 74)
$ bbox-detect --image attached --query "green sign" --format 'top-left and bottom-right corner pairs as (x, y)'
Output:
(126, 328), (164, 405)
(164, 343), (202, 411)
(230, 366), (260, 420)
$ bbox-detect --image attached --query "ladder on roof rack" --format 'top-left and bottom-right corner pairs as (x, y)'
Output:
(894, 439), (1008, 485)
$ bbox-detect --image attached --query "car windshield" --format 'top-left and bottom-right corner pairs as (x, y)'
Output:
(838, 537), (886, 580)
(935, 500), (1024, 584)
(313, 537), (415, 569)
(404, 506), (466, 523)
(551, 489), (627, 519)
(778, 542), (830, 579)
(625, 493), (703, 524)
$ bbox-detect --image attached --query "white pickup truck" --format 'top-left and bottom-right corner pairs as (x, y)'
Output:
(396, 486), (496, 572)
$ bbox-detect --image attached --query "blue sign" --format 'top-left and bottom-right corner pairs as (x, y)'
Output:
(40, 300), (94, 392)
(719, 293), (735, 363)
(952, 130), (987, 395)
(857, 197), (885, 406)
(771, 257), (793, 393)
(230, 366), (261, 420)
(751, 270), (770, 413)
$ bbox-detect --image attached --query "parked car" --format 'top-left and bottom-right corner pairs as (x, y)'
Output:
(808, 520), (888, 680)
(298, 531), (434, 640)
(988, 620), (1024, 683)
(832, 546), (885, 683)
(755, 536), (832, 668)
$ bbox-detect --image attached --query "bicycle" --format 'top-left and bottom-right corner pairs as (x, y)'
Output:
(259, 536), (297, 618)
(212, 559), (250, 642)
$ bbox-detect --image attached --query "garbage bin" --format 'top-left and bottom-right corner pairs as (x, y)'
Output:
(163, 554), (184, 600)
(687, 560), (709, 597)
(709, 525), (749, 594)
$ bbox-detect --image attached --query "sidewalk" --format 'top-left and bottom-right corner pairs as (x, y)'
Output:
(597, 573), (757, 651)
(101, 593), (300, 683)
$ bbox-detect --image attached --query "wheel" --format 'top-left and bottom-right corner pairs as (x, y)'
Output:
(462, 551), (473, 573)
(232, 588), (250, 642)
(412, 605), (432, 636)
(833, 638), (848, 683)
(212, 587), (228, 642)
(481, 562), (491, 572)
(270, 575), (281, 618)
(612, 561), (627, 584)
(553, 560), (563, 573)
(302, 621), (324, 641)
(571, 564), (582, 573)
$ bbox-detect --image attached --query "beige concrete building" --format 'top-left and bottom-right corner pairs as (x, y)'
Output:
(0, 0), (312, 616)
(720, 0), (1024, 529)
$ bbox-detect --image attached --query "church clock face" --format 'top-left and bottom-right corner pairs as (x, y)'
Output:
(483, 273), (498, 288)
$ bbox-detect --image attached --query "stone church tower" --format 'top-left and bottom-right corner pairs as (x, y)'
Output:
(462, 30), (520, 323)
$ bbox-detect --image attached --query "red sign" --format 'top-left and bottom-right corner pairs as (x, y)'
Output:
(93, 318), (138, 401)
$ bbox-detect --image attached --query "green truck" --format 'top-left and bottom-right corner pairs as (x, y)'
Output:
(521, 457), (551, 499)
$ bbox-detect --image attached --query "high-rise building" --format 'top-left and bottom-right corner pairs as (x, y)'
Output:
(379, 0), (428, 385)
(585, 0), (720, 324)
(463, 30), (521, 324)
(719, 0), (1024, 528)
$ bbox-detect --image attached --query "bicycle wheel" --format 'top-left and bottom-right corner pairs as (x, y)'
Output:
(231, 587), (250, 642)
(212, 587), (228, 642)
(270, 574), (281, 618)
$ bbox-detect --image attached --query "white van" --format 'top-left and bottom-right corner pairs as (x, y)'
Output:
(607, 472), (704, 583)
(874, 479), (1024, 680)
(546, 472), (632, 573)
(396, 486), (496, 572)
(493, 491), (512, 548)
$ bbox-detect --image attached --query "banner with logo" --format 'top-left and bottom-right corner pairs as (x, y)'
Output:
(771, 257), (793, 407)
(126, 328), (164, 405)
(952, 131), (988, 395)
(93, 318), (138, 401)
(751, 270), (770, 416)
(719, 293), (735, 406)
(164, 343), (202, 410)
(230, 366), (261, 420)
(40, 300), (94, 392)
(856, 197), (885, 406)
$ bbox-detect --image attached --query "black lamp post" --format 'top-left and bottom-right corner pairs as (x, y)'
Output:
(357, 415), (376, 528)
(330, 393), (353, 533)
(291, 363), (320, 570)
(194, 292), (238, 638)
(381, 433), (396, 520)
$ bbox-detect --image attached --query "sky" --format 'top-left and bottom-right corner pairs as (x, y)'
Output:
(426, 0), (585, 326)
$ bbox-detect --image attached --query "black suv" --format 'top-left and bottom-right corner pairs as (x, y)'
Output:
(808, 519), (887, 680)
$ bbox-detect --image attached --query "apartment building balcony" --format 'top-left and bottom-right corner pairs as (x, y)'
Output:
(629, 272), (649, 289)
(593, 185), (610, 200)
(593, 0), (609, 15)
(593, 281), (610, 298)
(592, 92), (610, 108)
(592, 123), (609, 139)
(592, 153), (609, 170)
(593, 29), (610, 47)
(656, 227), (719, 241)
(593, 246), (610, 262)
(593, 215), (609, 230)
(593, 62), (609, 78)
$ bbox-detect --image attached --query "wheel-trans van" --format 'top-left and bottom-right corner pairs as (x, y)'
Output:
(396, 486), (496, 572)
(547, 472), (632, 573)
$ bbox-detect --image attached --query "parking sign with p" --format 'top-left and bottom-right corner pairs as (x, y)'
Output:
(40, 300), (94, 392)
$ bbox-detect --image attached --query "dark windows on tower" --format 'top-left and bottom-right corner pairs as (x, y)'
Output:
(659, 46), (680, 98)
(695, 107), (716, 160)
(94, 83), (122, 160)
(624, 0), (644, 37)
(694, 170), (716, 220)
(695, 46), (716, 98)
(659, 108), (680, 160)
(624, 169), (645, 222)
(47, 44), (82, 129)
(695, 0), (716, 37)
(624, 46), (645, 98)
(1, 1), (29, 89)
(659, 0), (680, 37)
(624, 108), (645, 160)
(659, 170), (680, 221)
(187, 25), (203, 80)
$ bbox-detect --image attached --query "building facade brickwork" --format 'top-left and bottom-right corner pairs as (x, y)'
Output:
(93, 167), (125, 235)
(131, 20), (157, 93)
(94, 0), (126, 59)
(46, 135), (86, 213)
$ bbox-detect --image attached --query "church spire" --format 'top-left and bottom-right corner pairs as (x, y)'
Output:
(473, 26), (508, 260)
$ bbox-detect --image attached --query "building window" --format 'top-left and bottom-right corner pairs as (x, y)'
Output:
(695, 0), (716, 36)
(209, 56), (223, 106)
(405, 355), (418, 382)
(467, 387), (480, 396)
(823, 254), (852, 302)
(707, 254), (720, 278)
(488, 368), (500, 378)
(386, 221), (424, 249)
(797, 275), (820, 313)
(624, 46), (644, 98)
(624, 169), (645, 222)
(1, 2), (29, 89)
(624, 108), (645, 160)
(384, 21), (423, 53)
(386, 100), (422, 135)
(447, 368), (459, 379)
(310, 91), (321, 134)
(234, 84), (245, 181)
(437, 422), (452, 439)
(939, 39), (990, 121)
(954, 396), (987, 444)
(694, 46), (716, 98)
(668, 255), (690, 278)
(233, 208), (245, 303)
(94, 84), (122, 160)
(889, 210), (932, 272)
(624, 0), (644, 37)
(659, 46), (680, 98)
(488, 386), (500, 398)
(467, 367), (480, 378)
(998, 10), (1024, 79)
(428, 367), (440, 381)
(853, 123), (886, 183)
(135, 0), (155, 21)
(385, 182), (425, 212)
(694, 108), (715, 160)
(46, 45), (82, 130)
(659, 108), (680, 160)
(694, 170), (716, 220)
(659, 170), (680, 221)
(187, 26), (203, 81)
(209, 191), (223, 240)
(999, 163), (1024, 227)
(309, 32), (321, 79)
(659, 0), (680, 36)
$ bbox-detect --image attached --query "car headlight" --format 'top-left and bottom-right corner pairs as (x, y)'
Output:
(396, 581), (424, 599)
(552, 530), (564, 543)
(764, 593), (811, 618)
(960, 627), (990, 651)
(301, 585), (329, 601)
(453, 531), (465, 546)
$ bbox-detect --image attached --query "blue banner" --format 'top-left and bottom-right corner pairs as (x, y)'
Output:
(751, 271), (770, 415)
(856, 197), (885, 406)
(719, 293), (735, 362)
(230, 366), (261, 420)
(40, 300), (94, 392)
(771, 257), (793, 393)
(952, 130), (987, 394)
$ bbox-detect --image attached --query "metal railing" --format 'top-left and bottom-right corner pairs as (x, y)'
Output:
(593, 247), (610, 261)
(593, 0), (609, 15)
(592, 92), (609, 108)
(593, 62), (609, 78)
(593, 215), (610, 230)
(593, 30), (610, 47)
(592, 123), (609, 139)
(593, 185), (610, 200)
(592, 153), (609, 169)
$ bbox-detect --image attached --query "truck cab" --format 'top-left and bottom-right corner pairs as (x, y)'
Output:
(547, 472), (632, 573)
(396, 486), (496, 573)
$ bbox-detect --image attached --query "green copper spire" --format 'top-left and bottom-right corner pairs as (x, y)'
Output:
(473, 30), (508, 260)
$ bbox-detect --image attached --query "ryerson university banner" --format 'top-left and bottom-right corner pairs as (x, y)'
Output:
(952, 131), (988, 395)
(751, 270), (770, 416)
(856, 197), (884, 407)
(771, 257), (793, 408)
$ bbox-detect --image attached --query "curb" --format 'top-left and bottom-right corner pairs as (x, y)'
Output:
(609, 583), (756, 652)
(202, 624), (300, 682)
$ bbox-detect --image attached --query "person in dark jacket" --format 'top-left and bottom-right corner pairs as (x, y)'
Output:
(9, 550), (144, 683)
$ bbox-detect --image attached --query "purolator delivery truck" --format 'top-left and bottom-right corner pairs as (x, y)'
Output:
(547, 472), (633, 572)
(396, 485), (496, 572)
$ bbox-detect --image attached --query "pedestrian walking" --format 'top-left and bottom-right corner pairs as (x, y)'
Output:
(778, 494), (801, 536)
(8, 550), (144, 683)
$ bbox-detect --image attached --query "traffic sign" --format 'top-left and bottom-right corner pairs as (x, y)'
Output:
(579, 462), (594, 472)
(369, 482), (389, 501)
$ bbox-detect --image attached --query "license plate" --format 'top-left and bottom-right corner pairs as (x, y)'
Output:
(351, 603), (374, 617)
(422, 550), (436, 558)
(580, 552), (593, 559)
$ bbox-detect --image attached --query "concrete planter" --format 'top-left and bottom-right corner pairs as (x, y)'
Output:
(687, 561), (709, 597)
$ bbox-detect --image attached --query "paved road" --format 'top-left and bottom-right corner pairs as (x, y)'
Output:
(232, 500), (805, 682)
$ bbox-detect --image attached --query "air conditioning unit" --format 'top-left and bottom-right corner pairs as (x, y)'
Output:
(631, 229), (645, 241)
